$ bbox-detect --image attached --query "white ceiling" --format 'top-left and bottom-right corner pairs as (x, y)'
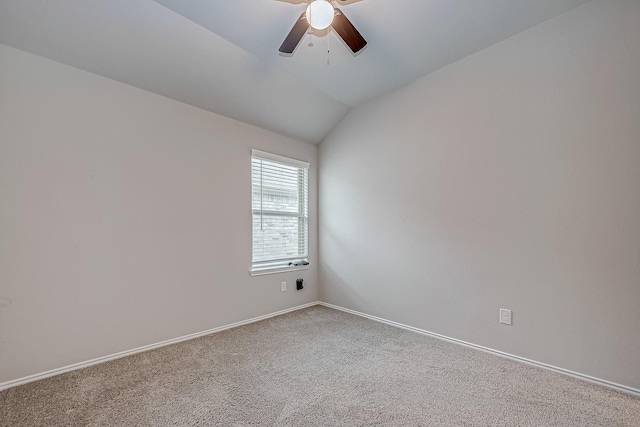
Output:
(0, 0), (590, 143)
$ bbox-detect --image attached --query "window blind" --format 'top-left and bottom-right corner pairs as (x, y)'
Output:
(251, 150), (309, 271)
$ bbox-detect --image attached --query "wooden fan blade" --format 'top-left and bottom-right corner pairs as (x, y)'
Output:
(279, 13), (309, 54)
(332, 8), (367, 53)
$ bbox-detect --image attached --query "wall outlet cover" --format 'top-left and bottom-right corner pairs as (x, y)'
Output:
(499, 308), (512, 325)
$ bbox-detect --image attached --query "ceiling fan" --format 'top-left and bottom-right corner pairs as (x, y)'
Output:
(279, 0), (367, 55)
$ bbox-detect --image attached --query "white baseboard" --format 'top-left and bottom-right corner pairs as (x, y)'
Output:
(318, 302), (640, 397)
(0, 301), (321, 392)
(3, 300), (638, 397)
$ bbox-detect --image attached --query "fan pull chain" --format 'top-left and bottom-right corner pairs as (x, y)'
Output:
(327, 32), (331, 66)
(307, 7), (314, 47)
(307, 30), (314, 47)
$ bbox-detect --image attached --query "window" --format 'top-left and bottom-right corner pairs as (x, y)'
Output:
(251, 150), (309, 274)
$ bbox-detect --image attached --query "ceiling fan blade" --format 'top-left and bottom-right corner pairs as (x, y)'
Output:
(332, 8), (367, 53)
(279, 12), (309, 54)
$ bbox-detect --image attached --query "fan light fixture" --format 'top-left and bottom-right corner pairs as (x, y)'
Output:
(279, 0), (366, 55)
(306, 0), (335, 30)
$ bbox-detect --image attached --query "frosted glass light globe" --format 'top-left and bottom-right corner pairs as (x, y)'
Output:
(306, 0), (334, 30)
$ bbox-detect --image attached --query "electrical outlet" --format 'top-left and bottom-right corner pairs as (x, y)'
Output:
(281, 282), (286, 292)
(499, 308), (512, 325)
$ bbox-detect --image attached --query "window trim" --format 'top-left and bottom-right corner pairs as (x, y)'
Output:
(251, 150), (309, 170)
(250, 149), (310, 275)
(249, 264), (310, 277)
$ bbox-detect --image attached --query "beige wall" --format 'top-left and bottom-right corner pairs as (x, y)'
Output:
(2, 0), (639, 392)
(319, 0), (640, 389)
(0, 44), (318, 383)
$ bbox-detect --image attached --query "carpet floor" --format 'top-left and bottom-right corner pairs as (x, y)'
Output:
(1, 305), (639, 426)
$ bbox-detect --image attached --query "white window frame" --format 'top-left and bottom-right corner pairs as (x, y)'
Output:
(250, 149), (310, 276)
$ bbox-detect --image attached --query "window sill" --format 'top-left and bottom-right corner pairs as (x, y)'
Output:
(250, 265), (310, 277)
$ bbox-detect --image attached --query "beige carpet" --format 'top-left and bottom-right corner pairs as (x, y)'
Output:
(1, 305), (639, 426)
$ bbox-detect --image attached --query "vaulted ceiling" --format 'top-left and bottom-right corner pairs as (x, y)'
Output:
(0, 0), (590, 143)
